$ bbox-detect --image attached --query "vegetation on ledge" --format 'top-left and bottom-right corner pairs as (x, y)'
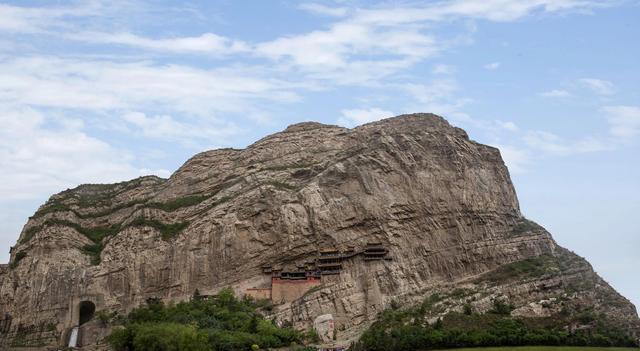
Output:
(108, 288), (305, 351)
(432, 347), (640, 351)
(21, 217), (189, 265)
(128, 218), (189, 241)
(9, 251), (27, 269)
(352, 297), (638, 351)
(147, 194), (210, 212)
(511, 218), (544, 236)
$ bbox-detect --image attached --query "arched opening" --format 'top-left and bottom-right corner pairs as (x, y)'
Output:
(78, 301), (95, 326)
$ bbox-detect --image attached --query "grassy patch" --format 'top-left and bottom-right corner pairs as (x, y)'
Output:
(480, 255), (560, 282)
(418, 293), (444, 314)
(20, 216), (189, 264)
(148, 195), (209, 212)
(82, 242), (105, 265)
(264, 180), (297, 191)
(20, 226), (39, 244)
(128, 218), (189, 241)
(512, 218), (543, 236)
(9, 251), (27, 269)
(433, 348), (639, 351)
(263, 163), (314, 171)
(32, 202), (72, 218)
(21, 219), (120, 245)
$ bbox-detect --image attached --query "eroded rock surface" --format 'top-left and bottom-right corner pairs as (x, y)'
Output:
(0, 114), (638, 348)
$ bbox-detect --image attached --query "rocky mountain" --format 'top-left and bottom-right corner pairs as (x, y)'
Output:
(0, 113), (638, 349)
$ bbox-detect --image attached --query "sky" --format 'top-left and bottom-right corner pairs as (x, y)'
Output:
(0, 0), (638, 310)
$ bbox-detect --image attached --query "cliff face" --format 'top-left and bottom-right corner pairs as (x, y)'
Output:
(0, 114), (638, 348)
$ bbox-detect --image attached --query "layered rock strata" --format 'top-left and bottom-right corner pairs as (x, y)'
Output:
(0, 114), (638, 348)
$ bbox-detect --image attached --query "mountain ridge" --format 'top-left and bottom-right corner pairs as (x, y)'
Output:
(1, 113), (638, 349)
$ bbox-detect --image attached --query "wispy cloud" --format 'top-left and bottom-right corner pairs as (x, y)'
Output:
(0, 56), (297, 116)
(255, 21), (438, 82)
(299, 3), (348, 17)
(432, 64), (456, 75)
(70, 32), (250, 55)
(496, 120), (519, 132)
(579, 78), (615, 95)
(338, 107), (394, 127)
(602, 106), (640, 139)
(352, 0), (614, 24)
(523, 130), (611, 156)
(541, 89), (571, 98)
(484, 62), (501, 70)
(493, 144), (530, 174)
(0, 106), (165, 201)
(121, 111), (242, 146)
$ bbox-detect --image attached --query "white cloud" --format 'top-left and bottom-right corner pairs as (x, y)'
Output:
(299, 3), (348, 17)
(494, 144), (529, 174)
(0, 56), (297, 117)
(255, 22), (437, 74)
(0, 106), (161, 201)
(541, 89), (571, 98)
(353, 0), (612, 25)
(121, 111), (242, 146)
(0, 2), (102, 33)
(496, 120), (519, 132)
(602, 106), (640, 139)
(484, 62), (501, 70)
(524, 130), (610, 156)
(400, 80), (459, 104)
(70, 32), (250, 55)
(432, 64), (455, 75)
(338, 108), (395, 127)
(579, 78), (615, 95)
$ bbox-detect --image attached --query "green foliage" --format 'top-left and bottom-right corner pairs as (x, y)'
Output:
(32, 202), (71, 218)
(353, 301), (638, 351)
(96, 310), (119, 324)
(20, 226), (40, 244)
(418, 293), (443, 314)
(305, 329), (321, 343)
(263, 163), (313, 171)
(21, 217), (188, 264)
(427, 348), (639, 351)
(490, 299), (514, 315)
(512, 218), (543, 236)
(109, 323), (209, 351)
(463, 303), (473, 315)
(9, 251), (27, 269)
(32, 177), (161, 219)
(450, 288), (475, 299)
(127, 218), (189, 240)
(264, 180), (297, 191)
(482, 255), (560, 282)
(148, 195), (209, 212)
(108, 289), (303, 351)
(82, 242), (105, 265)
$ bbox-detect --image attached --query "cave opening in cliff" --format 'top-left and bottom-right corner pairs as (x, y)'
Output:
(78, 301), (95, 325)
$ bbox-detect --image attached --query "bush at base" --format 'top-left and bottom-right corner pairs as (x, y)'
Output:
(107, 288), (304, 351)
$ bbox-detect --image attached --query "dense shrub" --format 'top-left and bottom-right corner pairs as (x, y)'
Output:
(127, 218), (189, 240)
(108, 288), (303, 351)
(9, 251), (27, 269)
(353, 303), (639, 351)
(511, 217), (543, 236)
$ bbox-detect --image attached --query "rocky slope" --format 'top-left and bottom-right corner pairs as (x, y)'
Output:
(0, 113), (638, 349)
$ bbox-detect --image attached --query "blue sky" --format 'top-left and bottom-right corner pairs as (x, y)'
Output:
(0, 1), (638, 309)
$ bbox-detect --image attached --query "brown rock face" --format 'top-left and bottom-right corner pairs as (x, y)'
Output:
(0, 114), (638, 348)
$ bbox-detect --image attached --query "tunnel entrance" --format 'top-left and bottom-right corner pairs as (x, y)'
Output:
(78, 301), (95, 326)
